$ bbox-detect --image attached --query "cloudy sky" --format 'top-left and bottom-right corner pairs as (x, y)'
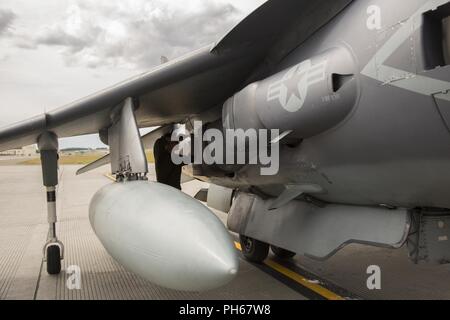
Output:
(0, 0), (266, 148)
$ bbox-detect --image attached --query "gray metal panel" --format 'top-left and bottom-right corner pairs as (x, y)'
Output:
(408, 211), (450, 264)
(268, 184), (324, 210)
(109, 98), (148, 175)
(207, 184), (234, 213)
(213, 0), (353, 57)
(228, 192), (410, 260)
(434, 90), (450, 130)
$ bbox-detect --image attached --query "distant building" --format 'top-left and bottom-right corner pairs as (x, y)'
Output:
(0, 144), (38, 157)
(21, 145), (38, 156)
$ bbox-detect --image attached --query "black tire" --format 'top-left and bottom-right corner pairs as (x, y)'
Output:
(239, 235), (269, 264)
(271, 245), (296, 259)
(47, 245), (61, 275)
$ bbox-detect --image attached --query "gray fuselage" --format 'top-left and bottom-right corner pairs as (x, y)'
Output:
(210, 0), (450, 210)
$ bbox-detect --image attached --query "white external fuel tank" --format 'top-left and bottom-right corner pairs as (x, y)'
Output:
(89, 181), (239, 292)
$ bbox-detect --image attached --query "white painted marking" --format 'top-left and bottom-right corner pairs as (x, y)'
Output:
(66, 265), (82, 290)
(267, 60), (327, 113)
(367, 5), (382, 30)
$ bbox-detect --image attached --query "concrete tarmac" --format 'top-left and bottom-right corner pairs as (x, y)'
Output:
(0, 165), (303, 300)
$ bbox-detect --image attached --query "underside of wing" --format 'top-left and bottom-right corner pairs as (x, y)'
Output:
(213, 0), (354, 69)
(0, 44), (262, 151)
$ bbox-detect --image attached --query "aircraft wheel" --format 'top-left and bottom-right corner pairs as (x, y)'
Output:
(239, 235), (269, 264)
(46, 245), (61, 275)
(271, 245), (296, 259)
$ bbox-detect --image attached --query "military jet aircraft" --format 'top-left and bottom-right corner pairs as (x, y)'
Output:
(1, 0), (450, 291)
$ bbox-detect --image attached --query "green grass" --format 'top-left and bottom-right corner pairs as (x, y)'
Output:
(145, 150), (155, 163)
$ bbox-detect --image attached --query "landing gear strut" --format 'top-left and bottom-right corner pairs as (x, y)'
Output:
(38, 132), (64, 275)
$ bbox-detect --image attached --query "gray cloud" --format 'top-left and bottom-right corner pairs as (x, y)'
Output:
(0, 9), (15, 36)
(25, 1), (241, 69)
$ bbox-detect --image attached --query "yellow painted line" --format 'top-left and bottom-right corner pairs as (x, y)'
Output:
(105, 173), (116, 182)
(264, 260), (345, 300)
(234, 241), (345, 300)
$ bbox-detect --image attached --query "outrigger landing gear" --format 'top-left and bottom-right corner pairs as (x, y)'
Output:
(38, 132), (64, 275)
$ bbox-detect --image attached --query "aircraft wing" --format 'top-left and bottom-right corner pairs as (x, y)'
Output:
(0, 0), (353, 152)
(0, 44), (263, 152)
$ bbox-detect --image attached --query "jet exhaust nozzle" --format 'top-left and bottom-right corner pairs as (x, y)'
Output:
(89, 181), (239, 292)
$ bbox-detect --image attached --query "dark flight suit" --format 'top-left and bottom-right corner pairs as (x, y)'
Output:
(153, 136), (182, 190)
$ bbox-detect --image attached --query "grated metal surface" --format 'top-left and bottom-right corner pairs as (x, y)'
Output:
(0, 225), (33, 298)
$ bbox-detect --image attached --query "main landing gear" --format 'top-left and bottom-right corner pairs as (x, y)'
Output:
(270, 245), (296, 260)
(38, 132), (64, 275)
(239, 235), (296, 263)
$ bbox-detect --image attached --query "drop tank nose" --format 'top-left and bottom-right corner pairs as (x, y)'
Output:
(89, 181), (238, 291)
